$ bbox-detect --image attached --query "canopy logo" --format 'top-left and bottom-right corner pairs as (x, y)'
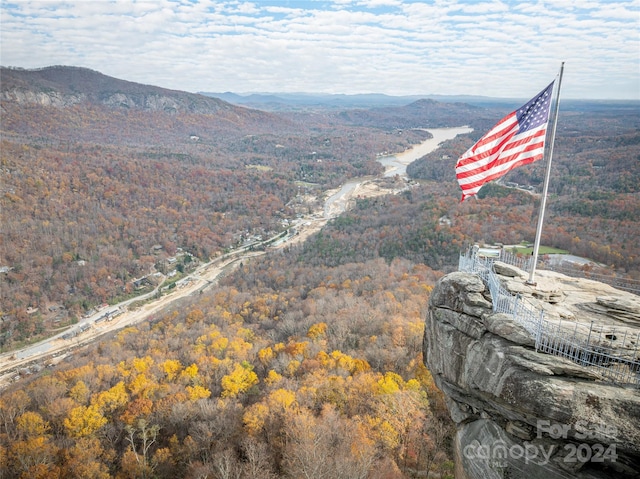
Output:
(463, 420), (618, 468)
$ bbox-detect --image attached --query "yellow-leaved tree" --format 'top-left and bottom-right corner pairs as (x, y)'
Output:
(63, 405), (108, 438)
(186, 385), (212, 401)
(307, 321), (327, 340)
(91, 381), (129, 414)
(161, 359), (182, 381)
(16, 411), (50, 438)
(221, 362), (258, 397)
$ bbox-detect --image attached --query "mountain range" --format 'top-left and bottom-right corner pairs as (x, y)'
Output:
(0, 65), (500, 147)
(1, 66), (299, 147)
(202, 91), (640, 113)
(2, 65), (232, 114)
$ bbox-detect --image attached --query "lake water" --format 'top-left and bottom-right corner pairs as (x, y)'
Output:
(323, 126), (473, 218)
(378, 126), (473, 177)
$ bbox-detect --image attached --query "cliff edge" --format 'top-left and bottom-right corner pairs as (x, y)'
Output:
(423, 264), (640, 478)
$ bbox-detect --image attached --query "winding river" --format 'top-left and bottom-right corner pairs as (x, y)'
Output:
(378, 126), (473, 178)
(324, 126), (473, 218)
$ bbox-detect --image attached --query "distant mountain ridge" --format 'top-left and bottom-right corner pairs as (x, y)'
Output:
(201, 90), (515, 111)
(0, 65), (544, 133)
(0, 65), (299, 146)
(202, 91), (429, 110)
(202, 90), (640, 113)
(0, 65), (494, 145)
(326, 99), (486, 129)
(1, 65), (235, 114)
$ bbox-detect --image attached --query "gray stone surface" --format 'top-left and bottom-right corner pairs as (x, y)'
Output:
(484, 313), (536, 347)
(423, 270), (640, 478)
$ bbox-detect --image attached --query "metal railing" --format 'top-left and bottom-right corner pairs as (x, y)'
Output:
(458, 248), (640, 386)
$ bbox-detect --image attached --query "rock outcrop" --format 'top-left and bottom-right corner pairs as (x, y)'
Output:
(0, 65), (233, 114)
(423, 267), (640, 478)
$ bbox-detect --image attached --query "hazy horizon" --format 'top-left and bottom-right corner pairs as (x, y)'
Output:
(1, 1), (639, 101)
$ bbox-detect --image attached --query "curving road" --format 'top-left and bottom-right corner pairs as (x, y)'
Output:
(0, 126), (472, 386)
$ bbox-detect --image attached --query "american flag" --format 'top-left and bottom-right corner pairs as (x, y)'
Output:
(455, 81), (555, 201)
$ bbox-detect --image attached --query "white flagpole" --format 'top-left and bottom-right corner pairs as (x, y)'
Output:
(526, 62), (565, 286)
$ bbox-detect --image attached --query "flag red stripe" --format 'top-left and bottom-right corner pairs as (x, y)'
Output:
(456, 131), (546, 181)
(458, 155), (543, 192)
(455, 128), (543, 175)
(455, 114), (518, 169)
(456, 135), (546, 181)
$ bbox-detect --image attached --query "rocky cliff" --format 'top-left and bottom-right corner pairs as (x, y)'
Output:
(423, 264), (640, 478)
(1, 65), (238, 114)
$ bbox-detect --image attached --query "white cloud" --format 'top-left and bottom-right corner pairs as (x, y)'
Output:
(0, 0), (638, 99)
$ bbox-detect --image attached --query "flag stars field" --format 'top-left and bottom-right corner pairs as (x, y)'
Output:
(517, 89), (552, 132)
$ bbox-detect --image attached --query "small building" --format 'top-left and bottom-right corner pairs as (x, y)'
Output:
(477, 247), (501, 259)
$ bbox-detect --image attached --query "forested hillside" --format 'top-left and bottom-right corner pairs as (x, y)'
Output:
(0, 255), (454, 478)
(1, 65), (639, 479)
(328, 99), (484, 129)
(0, 67), (447, 347)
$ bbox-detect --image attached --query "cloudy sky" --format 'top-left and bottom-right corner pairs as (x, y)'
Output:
(2, 0), (639, 99)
